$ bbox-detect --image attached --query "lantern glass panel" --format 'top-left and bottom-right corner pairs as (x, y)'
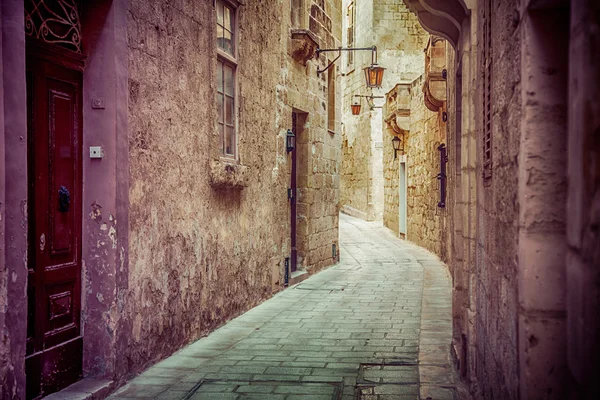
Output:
(351, 103), (361, 115)
(364, 65), (385, 88)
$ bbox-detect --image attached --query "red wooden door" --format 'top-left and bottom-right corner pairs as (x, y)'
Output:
(26, 48), (83, 400)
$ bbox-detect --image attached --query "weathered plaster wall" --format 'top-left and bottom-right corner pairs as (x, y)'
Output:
(125, 0), (341, 376)
(126, 0), (283, 374)
(80, 0), (131, 381)
(0, 1), (28, 398)
(340, 0), (427, 221)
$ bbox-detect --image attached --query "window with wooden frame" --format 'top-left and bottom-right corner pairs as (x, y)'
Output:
(346, 2), (355, 68)
(482, 0), (492, 182)
(327, 67), (336, 133)
(216, 0), (237, 158)
(291, 0), (306, 29)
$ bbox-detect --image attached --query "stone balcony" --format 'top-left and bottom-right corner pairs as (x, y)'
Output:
(384, 83), (412, 136)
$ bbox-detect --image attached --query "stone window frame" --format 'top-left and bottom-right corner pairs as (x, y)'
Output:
(482, 0), (493, 183)
(327, 66), (336, 134)
(216, 0), (239, 160)
(291, 0), (307, 29)
(346, 2), (355, 69)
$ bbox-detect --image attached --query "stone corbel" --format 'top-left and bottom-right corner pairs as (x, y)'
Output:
(423, 37), (447, 112)
(290, 29), (319, 66)
(209, 159), (249, 189)
(402, 0), (469, 49)
(385, 110), (410, 135)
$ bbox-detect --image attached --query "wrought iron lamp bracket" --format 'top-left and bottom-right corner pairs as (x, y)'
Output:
(316, 46), (377, 75)
(353, 94), (385, 110)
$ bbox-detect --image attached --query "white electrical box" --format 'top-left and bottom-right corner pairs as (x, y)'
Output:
(90, 146), (104, 159)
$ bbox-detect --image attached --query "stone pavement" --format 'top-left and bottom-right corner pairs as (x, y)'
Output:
(108, 214), (457, 400)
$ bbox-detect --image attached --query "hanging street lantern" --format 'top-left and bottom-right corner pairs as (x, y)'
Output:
(364, 46), (385, 88)
(286, 129), (296, 153)
(364, 65), (385, 88)
(352, 94), (384, 113)
(351, 101), (362, 115)
(392, 135), (401, 159)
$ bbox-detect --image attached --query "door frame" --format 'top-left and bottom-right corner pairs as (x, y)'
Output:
(398, 155), (407, 236)
(25, 38), (85, 399)
(290, 112), (298, 273)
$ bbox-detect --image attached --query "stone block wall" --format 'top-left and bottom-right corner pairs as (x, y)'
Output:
(382, 75), (447, 257)
(283, 0), (342, 271)
(473, 1), (521, 397)
(404, 77), (446, 255)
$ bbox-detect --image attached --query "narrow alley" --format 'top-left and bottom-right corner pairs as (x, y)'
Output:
(103, 214), (455, 400)
(2, 0), (599, 399)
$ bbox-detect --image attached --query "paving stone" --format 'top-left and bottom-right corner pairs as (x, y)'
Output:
(107, 214), (458, 399)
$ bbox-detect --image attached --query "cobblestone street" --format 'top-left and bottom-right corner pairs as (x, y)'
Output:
(108, 214), (456, 400)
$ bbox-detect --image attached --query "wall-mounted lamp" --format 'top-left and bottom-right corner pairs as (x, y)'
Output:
(392, 136), (401, 159)
(351, 94), (384, 114)
(364, 47), (385, 88)
(437, 143), (447, 208)
(316, 46), (384, 89)
(286, 129), (296, 153)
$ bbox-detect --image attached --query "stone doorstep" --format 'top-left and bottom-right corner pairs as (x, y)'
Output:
(43, 379), (114, 400)
(289, 269), (310, 286)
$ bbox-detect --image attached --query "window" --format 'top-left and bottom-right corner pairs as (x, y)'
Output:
(216, 0), (237, 158)
(482, 0), (492, 182)
(346, 2), (355, 68)
(291, 0), (305, 29)
(327, 67), (336, 133)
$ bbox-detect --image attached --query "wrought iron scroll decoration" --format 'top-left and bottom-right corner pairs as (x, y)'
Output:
(25, 0), (82, 53)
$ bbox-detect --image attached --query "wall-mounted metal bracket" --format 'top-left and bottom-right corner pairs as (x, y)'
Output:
(316, 46), (377, 75)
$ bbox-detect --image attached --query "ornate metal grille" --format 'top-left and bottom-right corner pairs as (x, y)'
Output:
(25, 0), (82, 53)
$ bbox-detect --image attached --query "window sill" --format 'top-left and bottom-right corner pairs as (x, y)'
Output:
(209, 158), (248, 189)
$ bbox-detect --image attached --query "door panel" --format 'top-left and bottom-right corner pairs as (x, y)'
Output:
(26, 52), (83, 400)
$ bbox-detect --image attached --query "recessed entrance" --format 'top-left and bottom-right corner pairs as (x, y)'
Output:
(25, 41), (84, 400)
(290, 110), (309, 273)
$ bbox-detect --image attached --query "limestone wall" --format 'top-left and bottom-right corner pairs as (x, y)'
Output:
(126, 0), (341, 376)
(383, 76), (447, 257)
(473, 1), (522, 397)
(283, 0), (343, 271)
(340, 0), (427, 221)
(404, 78), (446, 255)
